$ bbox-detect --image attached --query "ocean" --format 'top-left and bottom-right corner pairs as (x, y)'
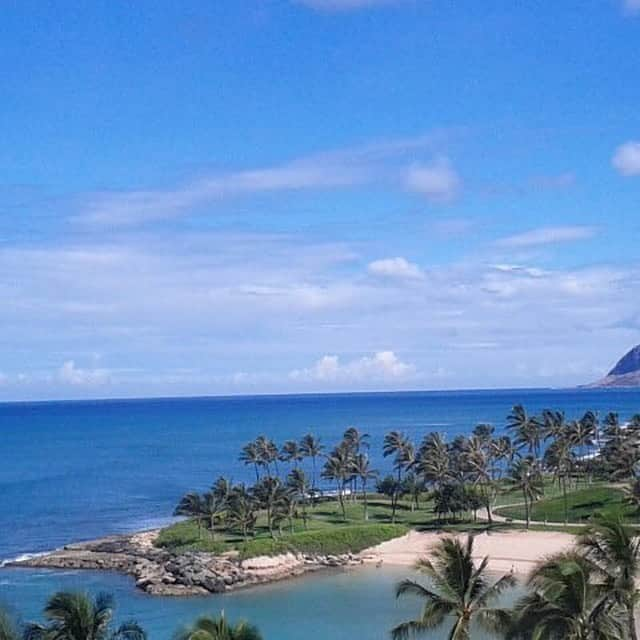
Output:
(1, 388), (639, 638)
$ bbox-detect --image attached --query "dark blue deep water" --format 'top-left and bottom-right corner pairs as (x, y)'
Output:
(1, 389), (638, 638)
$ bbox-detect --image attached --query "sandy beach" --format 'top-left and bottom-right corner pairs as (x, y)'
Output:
(364, 529), (576, 575)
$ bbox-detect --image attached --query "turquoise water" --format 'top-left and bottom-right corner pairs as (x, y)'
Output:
(0, 565), (518, 640)
(0, 389), (636, 638)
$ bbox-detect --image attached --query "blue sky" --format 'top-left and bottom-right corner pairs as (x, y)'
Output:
(2, 0), (640, 400)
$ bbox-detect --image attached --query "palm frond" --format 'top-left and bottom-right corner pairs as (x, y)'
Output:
(111, 622), (146, 640)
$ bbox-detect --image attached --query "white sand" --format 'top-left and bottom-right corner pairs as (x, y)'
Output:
(130, 529), (160, 549)
(363, 529), (575, 575)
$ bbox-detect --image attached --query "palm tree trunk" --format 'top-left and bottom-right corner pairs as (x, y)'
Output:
(523, 487), (530, 529)
(311, 457), (317, 507)
(362, 480), (368, 521)
(484, 483), (493, 525)
(629, 603), (638, 640)
(267, 507), (274, 539)
(562, 476), (568, 526)
(338, 485), (346, 521)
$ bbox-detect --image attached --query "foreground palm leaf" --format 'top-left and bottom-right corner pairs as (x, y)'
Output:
(392, 535), (515, 640)
(508, 552), (626, 640)
(0, 608), (20, 640)
(578, 512), (640, 640)
(173, 614), (262, 640)
(25, 592), (145, 640)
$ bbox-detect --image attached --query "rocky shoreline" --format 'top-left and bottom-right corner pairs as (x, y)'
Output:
(5, 530), (366, 596)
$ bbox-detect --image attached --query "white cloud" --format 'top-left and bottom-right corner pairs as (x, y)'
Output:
(491, 264), (548, 278)
(612, 141), (640, 176)
(57, 360), (110, 386)
(295, 0), (406, 11)
(80, 164), (367, 227)
(77, 133), (451, 227)
(406, 158), (461, 203)
(367, 257), (424, 280)
(496, 225), (596, 248)
(1, 228), (637, 398)
(290, 351), (415, 383)
(622, 0), (640, 15)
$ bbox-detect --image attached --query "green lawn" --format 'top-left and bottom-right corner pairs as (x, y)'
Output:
(492, 476), (565, 507)
(157, 483), (638, 558)
(495, 486), (635, 524)
(155, 493), (470, 557)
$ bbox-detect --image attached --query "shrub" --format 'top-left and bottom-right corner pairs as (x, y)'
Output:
(155, 519), (225, 553)
(238, 523), (408, 559)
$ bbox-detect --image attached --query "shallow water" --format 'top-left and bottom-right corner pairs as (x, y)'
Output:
(0, 565), (520, 640)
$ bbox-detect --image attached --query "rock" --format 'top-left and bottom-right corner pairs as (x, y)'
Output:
(7, 531), (365, 597)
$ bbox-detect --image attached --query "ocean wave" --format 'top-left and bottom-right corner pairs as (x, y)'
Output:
(0, 551), (50, 567)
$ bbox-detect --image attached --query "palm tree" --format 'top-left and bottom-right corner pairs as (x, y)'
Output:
(489, 435), (514, 480)
(25, 592), (145, 640)
(568, 418), (595, 465)
(239, 441), (262, 483)
(581, 409), (600, 451)
(401, 472), (424, 512)
(342, 426), (370, 453)
(578, 512), (640, 640)
(273, 488), (298, 535)
(174, 492), (205, 539)
(603, 412), (622, 438)
(377, 475), (402, 523)
(279, 440), (303, 469)
(286, 468), (310, 527)
(227, 484), (256, 542)
(416, 433), (450, 493)
(508, 552), (625, 640)
(173, 613), (262, 640)
(462, 435), (495, 524)
(623, 477), (640, 513)
(392, 536), (515, 640)
(0, 608), (19, 640)
(507, 405), (542, 459)
(543, 436), (575, 525)
(255, 436), (279, 479)
(201, 491), (226, 541)
(322, 447), (352, 521)
(250, 477), (285, 538)
(211, 476), (232, 503)
(299, 433), (323, 496)
(342, 427), (370, 500)
(541, 409), (567, 442)
(506, 457), (543, 529)
(383, 431), (412, 483)
(350, 453), (377, 521)
(472, 423), (494, 444)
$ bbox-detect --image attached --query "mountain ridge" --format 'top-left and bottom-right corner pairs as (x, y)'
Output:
(588, 344), (640, 387)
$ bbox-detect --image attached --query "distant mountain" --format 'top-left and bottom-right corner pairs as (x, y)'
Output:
(588, 345), (640, 387)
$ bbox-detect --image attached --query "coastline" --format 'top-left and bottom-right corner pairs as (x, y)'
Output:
(6, 527), (576, 596)
(5, 529), (365, 596)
